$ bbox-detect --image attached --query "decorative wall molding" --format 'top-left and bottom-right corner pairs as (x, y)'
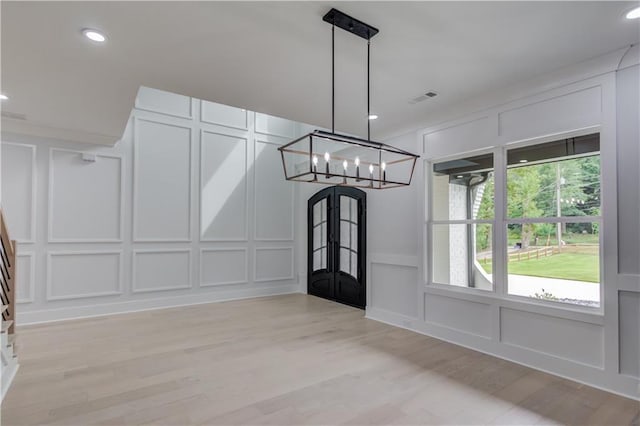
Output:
(46, 251), (123, 301)
(199, 248), (249, 287)
(199, 129), (249, 242)
(135, 87), (193, 120)
(1, 142), (37, 243)
(254, 138), (295, 241)
(47, 148), (125, 243)
(254, 112), (296, 139)
(19, 284), (299, 326)
(254, 247), (295, 282)
(132, 249), (192, 294)
(16, 252), (36, 304)
(132, 117), (193, 242)
(200, 100), (248, 131)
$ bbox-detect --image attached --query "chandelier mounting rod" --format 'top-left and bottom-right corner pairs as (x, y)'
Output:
(323, 8), (379, 140)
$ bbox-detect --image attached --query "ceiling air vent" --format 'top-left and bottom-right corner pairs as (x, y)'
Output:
(1, 111), (27, 120)
(409, 91), (438, 104)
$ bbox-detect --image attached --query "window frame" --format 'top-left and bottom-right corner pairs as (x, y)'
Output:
(426, 147), (497, 293)
(426, 128), (605, 313)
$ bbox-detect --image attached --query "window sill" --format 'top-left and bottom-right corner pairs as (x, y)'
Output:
(424, 282), (604, 325)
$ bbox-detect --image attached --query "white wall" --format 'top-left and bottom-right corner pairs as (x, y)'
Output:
(2, 87), (301, 324)
(362, 52), (640, 399)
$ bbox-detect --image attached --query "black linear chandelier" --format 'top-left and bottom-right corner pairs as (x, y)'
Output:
(278, 8), (419, 189)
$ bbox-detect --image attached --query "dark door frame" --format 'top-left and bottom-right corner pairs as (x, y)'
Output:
(307, 186), (366, 309)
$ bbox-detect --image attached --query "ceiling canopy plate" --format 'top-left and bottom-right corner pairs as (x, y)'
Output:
(322, 8), (379, 40)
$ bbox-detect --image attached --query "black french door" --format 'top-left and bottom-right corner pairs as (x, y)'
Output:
(308, 186), (366, 309)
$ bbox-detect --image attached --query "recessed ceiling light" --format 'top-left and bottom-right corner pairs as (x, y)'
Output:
(0, 94), (8, 101)
(368, 114), (378, 120)
(456, 175), (464, 178)
(519, 159), (528, 163)
(82, 28), (107, 43)
(626, 6), (640, 19)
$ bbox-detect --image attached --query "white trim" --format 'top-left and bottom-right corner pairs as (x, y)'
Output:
(599, 72), (620, 375)
(365, 309), (639, 401)
(199, 247), (249, 287)
(1, 361), (19, 402)
(1, 142), (37, 243)
(253, 138), (295, 242)
(132, 117), (193, 243)
(131, 249), (192, 294)
(617, 274), (640, 293)
(253, 112), (296, 139)
(135, 95), (193, 121)
(368, 256), (420, 320)
(423, 284), (604, 325)
(369, 253), (419, 268)
(15, 251), (36, 304)
(46, 250), (123, 301)
(47, 148), (125, 243)
(253, 246), (295, 282)
(199, 129), (249, 242)
(199, 100), (248, 131)
(18, 284), (299, 326)
(431, 219), (495, 225)
(504, 216), (602, 225)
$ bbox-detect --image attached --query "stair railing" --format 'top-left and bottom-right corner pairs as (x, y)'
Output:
(0, 209), (16, 335)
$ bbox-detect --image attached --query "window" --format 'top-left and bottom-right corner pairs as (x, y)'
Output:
(431, 153), (494, 290)
(506, 134), (601, 307)
(428, 133), (602, 308)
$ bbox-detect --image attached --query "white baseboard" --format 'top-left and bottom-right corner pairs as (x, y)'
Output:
(366, 306), (640, 401)
(18, 284), (299, 325)
(1, 361), (19, 402)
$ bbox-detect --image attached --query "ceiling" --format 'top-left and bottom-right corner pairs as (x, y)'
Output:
(2, 2), (639, 145)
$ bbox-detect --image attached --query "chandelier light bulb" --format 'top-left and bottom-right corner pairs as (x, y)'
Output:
(312, 155), (318, 165)
(369, 164), (374, 173)
(354, 157), (360, 166)
(343, 160), (348, 170)
(324, 152), (330, 162)
(381, 162), (386, 171)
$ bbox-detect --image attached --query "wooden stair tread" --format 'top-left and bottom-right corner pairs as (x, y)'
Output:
(1, 320), (13, 333)
(1, 304), (7, 314)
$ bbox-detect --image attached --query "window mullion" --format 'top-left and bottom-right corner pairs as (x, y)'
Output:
(494, 147), (507, 296)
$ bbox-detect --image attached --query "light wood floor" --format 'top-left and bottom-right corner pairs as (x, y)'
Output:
(2, 294), (638, 425)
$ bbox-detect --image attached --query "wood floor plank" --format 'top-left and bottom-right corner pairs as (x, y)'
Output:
(2, 294), (638, 425)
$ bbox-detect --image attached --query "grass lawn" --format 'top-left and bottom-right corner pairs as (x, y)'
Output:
(480, 252), (599, 283)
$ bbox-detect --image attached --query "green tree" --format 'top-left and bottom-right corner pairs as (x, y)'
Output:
(508, 166), (542, 247)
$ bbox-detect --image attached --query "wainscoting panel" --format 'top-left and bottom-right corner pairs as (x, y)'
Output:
(201, 101), (248, 130)
(500, 307), (604, 368)
(424, 293), (492, 338)
(254, 140), (294, 241)
(423, 117), (491, 158)
(200, 248), (248, 287)
(132, 250), (191, 293)
(254, 247), (294, 282)
(498, 86), (601, 142)
(255, 113), (296, 139)
(619, 290), (640, 378)
(200, 131), (248, 241)
(1, 142), (36, 242)
(16, 252), (35, 303)
(134, 118), (192, 241)
(371, 262), (418, 318)
(5, 87), (300, 326)
(47, 251), (122, 300)
(49, 149), (123, 242)
(135, 86), (192, 119)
